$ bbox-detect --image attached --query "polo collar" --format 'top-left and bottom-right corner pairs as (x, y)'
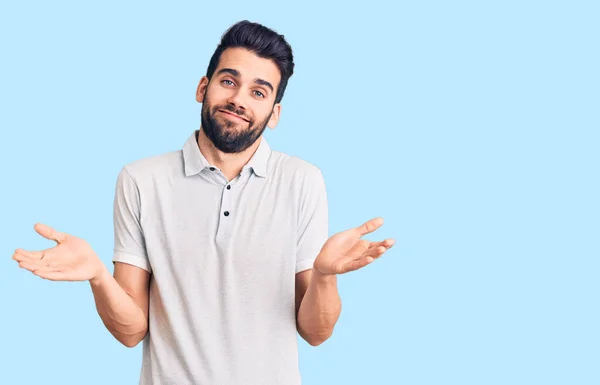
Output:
(244, 135), (270, 178)
(183, 130), (271, 178)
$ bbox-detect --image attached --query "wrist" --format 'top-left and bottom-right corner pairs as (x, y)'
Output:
(90, 263), (111, 287)
(312, 266), (337, 284)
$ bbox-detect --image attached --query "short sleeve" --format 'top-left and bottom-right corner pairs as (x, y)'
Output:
(296, 169), (329, 274)
(112, 167), (152, 273)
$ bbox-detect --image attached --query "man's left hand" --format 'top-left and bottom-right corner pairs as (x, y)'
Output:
(313, 217), (395, 275)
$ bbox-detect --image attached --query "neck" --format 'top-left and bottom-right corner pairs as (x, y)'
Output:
(196, 128), (261, 181)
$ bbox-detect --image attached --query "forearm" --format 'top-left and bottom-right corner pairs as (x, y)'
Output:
(297, 268), (342, 346)
(89, 266), (147, 347)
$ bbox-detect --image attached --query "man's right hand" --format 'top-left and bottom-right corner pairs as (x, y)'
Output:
(12, 223), (108, 283)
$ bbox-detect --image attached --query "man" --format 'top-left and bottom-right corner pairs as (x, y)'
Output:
(13, 20), (395, 384)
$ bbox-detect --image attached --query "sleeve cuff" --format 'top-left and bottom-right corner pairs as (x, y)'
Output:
(295, 258), (315, 274)
(113, 251), (152, 273)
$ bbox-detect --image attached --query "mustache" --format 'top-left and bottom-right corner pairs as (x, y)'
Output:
(215, 105), (250, 122)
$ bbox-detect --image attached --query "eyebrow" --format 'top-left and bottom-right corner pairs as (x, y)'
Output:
(216, 68), (274, 93)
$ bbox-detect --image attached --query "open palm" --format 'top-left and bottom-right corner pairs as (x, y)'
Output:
(12, 223), (104, 282)
(313, 217), (395, 275)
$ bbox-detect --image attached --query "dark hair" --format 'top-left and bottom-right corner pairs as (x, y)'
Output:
(206, 20), (295, 104)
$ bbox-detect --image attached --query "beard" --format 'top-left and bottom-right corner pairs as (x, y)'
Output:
(201, 95), (272, 154)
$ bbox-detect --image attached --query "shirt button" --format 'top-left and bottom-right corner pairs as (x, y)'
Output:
(209, 167), (215, 171)
(226, 185), (231, 190)
(224, 211), (230, 216)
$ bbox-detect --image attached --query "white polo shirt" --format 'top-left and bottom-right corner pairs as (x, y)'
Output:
(111, 130), (328, 385)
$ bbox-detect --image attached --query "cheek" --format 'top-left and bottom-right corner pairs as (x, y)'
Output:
(205, 86), (227, 104)
(252, 105), (272, 121)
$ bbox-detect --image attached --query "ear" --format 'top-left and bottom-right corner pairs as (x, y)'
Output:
(267, 103), (282, 129)
(196, 76), (209, 103)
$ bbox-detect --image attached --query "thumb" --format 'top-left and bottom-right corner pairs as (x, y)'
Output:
(34, 223), (67, 244)
(356, 217), (384, 237)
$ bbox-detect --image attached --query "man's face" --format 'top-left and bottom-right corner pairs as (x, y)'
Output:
(197, 47), (282, 153)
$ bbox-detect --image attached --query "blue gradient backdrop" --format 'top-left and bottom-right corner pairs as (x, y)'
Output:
(1, 1), (598, 384)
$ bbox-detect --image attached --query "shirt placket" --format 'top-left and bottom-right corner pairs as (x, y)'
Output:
(214, 169), (251, 243)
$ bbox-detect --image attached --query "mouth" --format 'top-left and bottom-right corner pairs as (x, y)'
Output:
(218, 109), (249, 123)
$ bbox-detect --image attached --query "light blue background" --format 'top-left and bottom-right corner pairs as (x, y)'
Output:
(1, 1), (598, 384)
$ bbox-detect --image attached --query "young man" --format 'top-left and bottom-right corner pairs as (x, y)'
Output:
(13, 20), (395, 384)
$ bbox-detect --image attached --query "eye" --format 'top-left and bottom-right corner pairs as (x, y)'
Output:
(221, 79), (235, 86)
(253, 90), (265, 98)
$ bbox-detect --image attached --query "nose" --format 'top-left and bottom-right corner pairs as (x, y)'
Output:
(227, 88), (247, 113)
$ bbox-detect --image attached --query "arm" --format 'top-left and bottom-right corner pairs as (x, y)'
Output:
(96, 165), (152, 347)
(293, 168), (332, 345)
(14, 167), (152, 348)
(90, 262), (150, 347)
(292, 169), (394, 345)
(296, 268), (342, 346)
(295, 217), (395, 346)
(12, 225), (150, 348)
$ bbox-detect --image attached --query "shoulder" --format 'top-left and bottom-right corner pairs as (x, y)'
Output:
(269, 149), (324, 181)
(119, 150), (183, 184)
(267, 150), (327, 204)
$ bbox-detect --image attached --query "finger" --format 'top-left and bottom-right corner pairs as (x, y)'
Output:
(33, 270), (68, 281)
(348, 239), (393, 259)
(13, 247), (57, 263)
(12, 252), (30, 263)
(365, 245), (388, 260)
(339, 256), (374, 273)
(383, 238), (395, 249)
(356, 217), (384, 237)
(366, 239), (396, 250)
(14, 248), (44, 261)
(17, 259), (47, 273)
(34, 223), (67, 244)
(16, 257), (64, 276)
(16, 252), (62, 269)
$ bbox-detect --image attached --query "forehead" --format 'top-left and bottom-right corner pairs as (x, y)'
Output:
(216, 47), (281, 89)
